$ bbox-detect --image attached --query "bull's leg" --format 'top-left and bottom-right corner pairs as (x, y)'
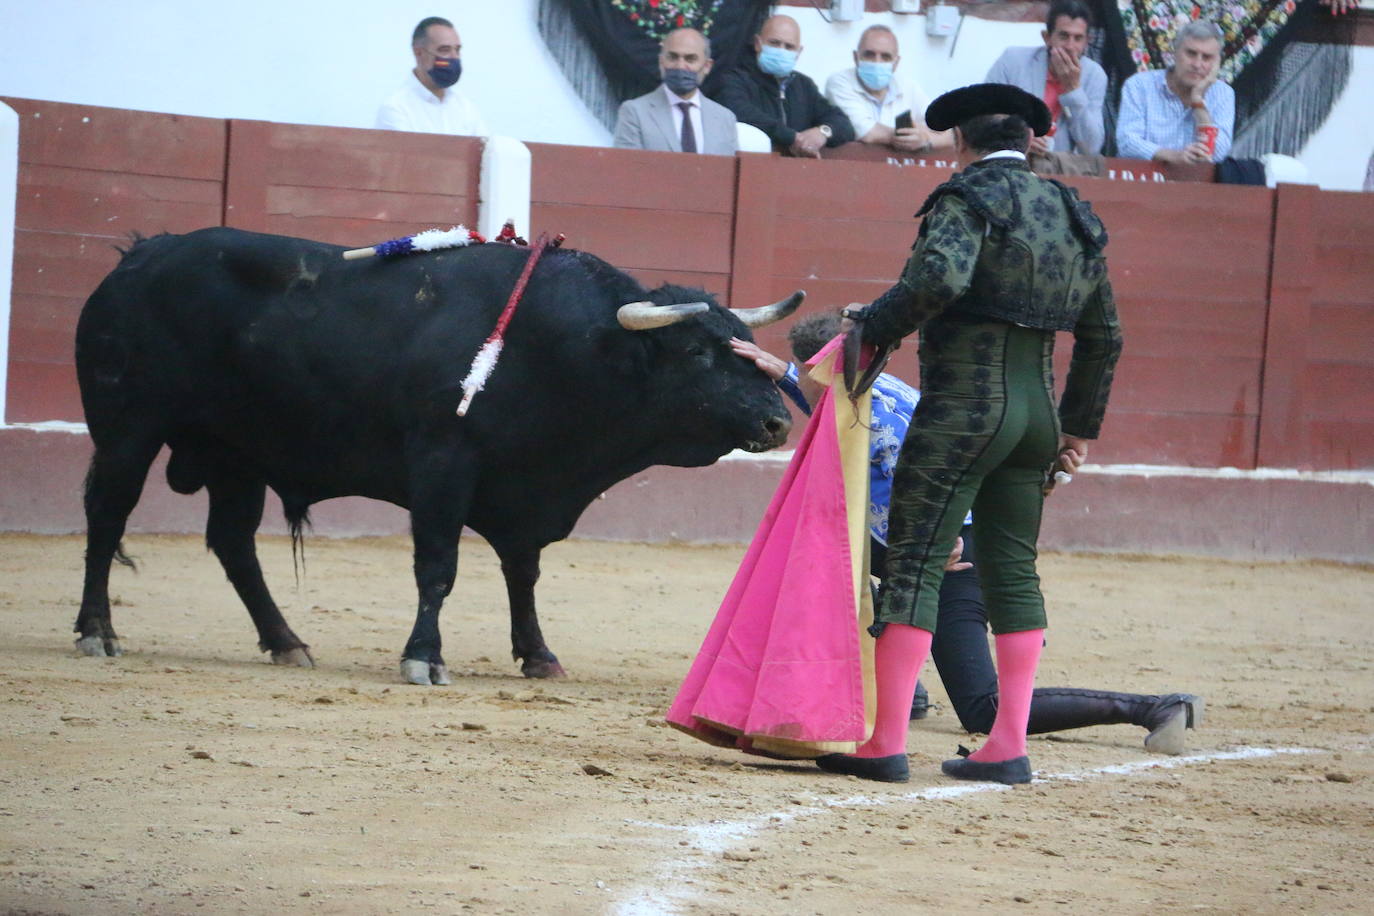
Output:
(205, 469), (313, 667)
(496, 545), (565, 679)
(400, 497), (472, 687)
(75, 432), (163, 657)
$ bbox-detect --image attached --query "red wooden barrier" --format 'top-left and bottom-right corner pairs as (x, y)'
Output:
(4, 97), (1372, 470)
(731, 154), (949, 430)
(3, 98), (226, 424)
(1056, 178), (1275, 467)
(527, 143), (736, 298)
(1259, 185), (1374, 469)
(224, 120), (481, 246)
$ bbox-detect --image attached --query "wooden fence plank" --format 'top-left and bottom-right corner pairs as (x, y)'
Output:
(1257, 183), (1314, 468)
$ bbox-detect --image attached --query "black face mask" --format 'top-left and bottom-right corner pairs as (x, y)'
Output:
(663, 67), (700, 95)
(427, 57), (462, 89)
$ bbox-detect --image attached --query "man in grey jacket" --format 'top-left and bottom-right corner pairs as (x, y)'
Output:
(613, 28), (739, 156)
(985, 0), (1106, 156)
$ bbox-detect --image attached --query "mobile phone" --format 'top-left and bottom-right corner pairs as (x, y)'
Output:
(895, 110), (913, 131)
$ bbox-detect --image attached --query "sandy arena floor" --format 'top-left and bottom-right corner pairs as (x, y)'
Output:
(1, 532), (1372, 915)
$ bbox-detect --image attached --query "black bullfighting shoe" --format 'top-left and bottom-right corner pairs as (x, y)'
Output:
(910, 678), (931, 721)
(815, 753), (910, 783)
(940, 745), (1032, 785)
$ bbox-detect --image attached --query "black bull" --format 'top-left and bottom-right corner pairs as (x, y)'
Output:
(74, 227), (801, 684)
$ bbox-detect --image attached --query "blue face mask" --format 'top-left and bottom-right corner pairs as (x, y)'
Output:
(427, 57), (462, 89)
(857, 61), (893, 92)
(757, 45), (798, 79)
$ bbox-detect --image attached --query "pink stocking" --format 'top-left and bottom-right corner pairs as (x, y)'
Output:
(856, 623), (933, 758)
(969, 628), (1045, 762)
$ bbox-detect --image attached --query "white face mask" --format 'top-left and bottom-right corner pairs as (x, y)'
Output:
(758, 45), (798, 78)
(857, 60), (893, 91)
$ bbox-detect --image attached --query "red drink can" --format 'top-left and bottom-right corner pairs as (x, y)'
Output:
(1197, 125), (1218, 157)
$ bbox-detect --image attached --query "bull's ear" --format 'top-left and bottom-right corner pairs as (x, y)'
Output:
(730, 290), (805, 329)
(593, 324), (652, 379)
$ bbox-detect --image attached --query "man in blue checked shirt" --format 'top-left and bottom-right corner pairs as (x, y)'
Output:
(729, 311), (1203, 756)
(1116, 19), (1234, 165)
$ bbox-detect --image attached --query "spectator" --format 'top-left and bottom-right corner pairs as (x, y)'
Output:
(825, 25), (953, 155)
(985, 0), (1107, 156)
(376, 16), (489, 136)
(712, 14), (855, 158)
(613, 28), (738, 155)
(1116, 20), (1234, 165)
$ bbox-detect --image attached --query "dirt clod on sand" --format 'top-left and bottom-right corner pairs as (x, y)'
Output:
(1, 533), (1371, 914)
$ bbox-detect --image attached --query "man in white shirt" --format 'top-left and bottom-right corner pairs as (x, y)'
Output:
(824, 25), (951, 154)
(613, 28), (739, 155)
(376, 16), (489, 137)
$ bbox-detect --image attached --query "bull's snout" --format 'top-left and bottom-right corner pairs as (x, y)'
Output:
(745, 413), (792, 452)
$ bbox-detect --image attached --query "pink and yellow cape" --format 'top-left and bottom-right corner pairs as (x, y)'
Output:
(665, 339), (877, 757)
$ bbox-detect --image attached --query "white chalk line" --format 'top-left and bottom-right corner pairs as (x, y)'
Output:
(611, 744), (1350, 916)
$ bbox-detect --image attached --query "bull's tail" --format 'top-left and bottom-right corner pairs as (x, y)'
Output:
(112, 544), (138, 572)
(81, 460), (140, 573)
(112, 231), (171, 264)
(283, 499), (312, 584)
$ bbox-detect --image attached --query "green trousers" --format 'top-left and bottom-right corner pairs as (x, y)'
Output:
(878, 318), (1059, 635)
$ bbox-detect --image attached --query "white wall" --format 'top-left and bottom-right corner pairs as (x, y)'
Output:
(1292, 46), (1374, 192)
(0, 0), (610, 146)
(0, 102), (15, 425)
(0, 0), (1368, 186)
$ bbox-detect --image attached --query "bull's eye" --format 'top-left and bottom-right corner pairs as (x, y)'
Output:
(686, 344), (707, 358)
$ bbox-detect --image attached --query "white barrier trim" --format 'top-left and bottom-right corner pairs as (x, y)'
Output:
(614, 744), (1333, 915)
(720, 449), (1374, 485)
(2, 420), (88, 433)
(0, 102), (18, 426)
(478, 135), (531, 243)
(2, 416), (1372, 488)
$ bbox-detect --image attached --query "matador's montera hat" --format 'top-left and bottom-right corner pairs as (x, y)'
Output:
(925, 83), (1053, 137)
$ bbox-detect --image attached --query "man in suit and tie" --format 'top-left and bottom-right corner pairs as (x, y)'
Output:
(613, 28), (739, 156)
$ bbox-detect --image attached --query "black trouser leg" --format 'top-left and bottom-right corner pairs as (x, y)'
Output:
(1026, 688), (1199, 734)
(879, 527), (1002, 733)
(927, 527), (1001, 734)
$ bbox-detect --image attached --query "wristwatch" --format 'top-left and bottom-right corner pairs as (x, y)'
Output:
(817, 124), (833, 139)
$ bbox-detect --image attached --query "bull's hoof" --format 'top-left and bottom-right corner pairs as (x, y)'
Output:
(521, 658), (567, 679)
(271, 647), (315, 668)
(74, 634), (122, 657)
(400, 659), (451, 686)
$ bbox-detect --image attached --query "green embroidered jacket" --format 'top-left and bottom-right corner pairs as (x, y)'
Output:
(859, 157), (1123, 439)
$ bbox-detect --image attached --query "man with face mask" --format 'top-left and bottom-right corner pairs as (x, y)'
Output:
(825, 25), (952, 155)
(985, 0), (1106, 155)
(376, 16), (489, 137)
(712, 14), (854, 158)
(613, 28), (739, 155)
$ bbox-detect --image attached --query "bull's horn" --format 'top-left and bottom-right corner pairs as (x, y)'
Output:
(730, 290), (806, 329)
(616, 301), (711, 331)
